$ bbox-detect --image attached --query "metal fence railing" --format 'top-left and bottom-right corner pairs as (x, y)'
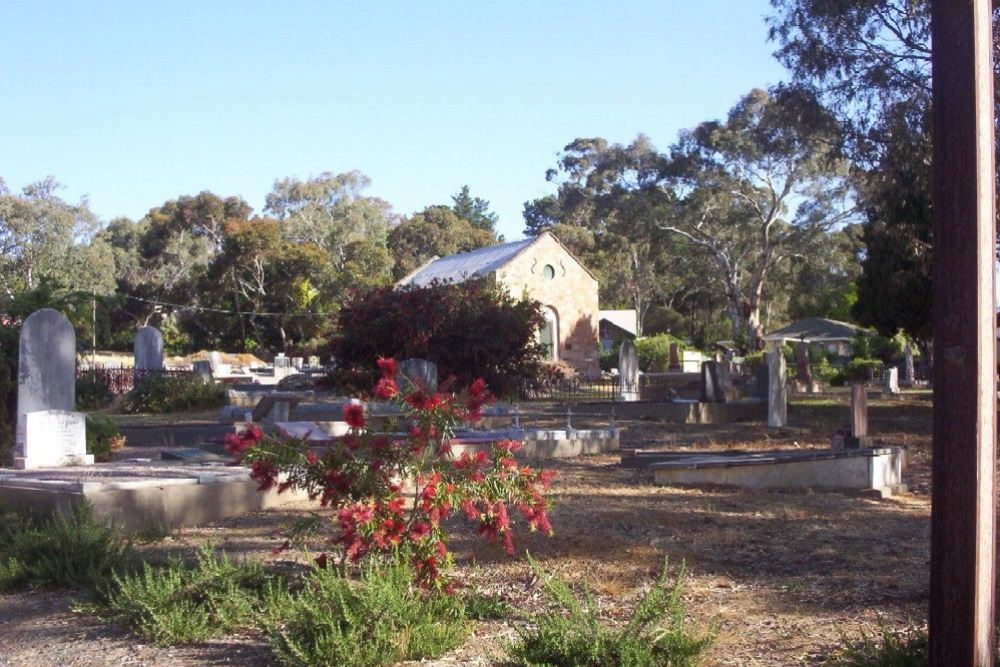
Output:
(76, 365), (193, 395)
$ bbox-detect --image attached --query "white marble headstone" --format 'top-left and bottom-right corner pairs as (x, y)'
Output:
(16, 410), (93, 469)
(134, 326), (164, 371)
(618, 340), (639, 402)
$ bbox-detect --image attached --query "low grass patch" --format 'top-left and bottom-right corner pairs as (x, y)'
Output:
(96, 545), (282, 645)
(506, 557), (714, 667)
(0, 503), (132, 592)
(263, 561), (467, 667)
(830, 623), (1000, 667)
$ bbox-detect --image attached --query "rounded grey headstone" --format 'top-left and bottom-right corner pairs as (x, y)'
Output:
(134, 326), (164, 371)
(16, 308), (77, 451)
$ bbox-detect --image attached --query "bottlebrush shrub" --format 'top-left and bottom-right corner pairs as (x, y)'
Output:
(230, 359), (555, 589)
(332, 279), (545, 398)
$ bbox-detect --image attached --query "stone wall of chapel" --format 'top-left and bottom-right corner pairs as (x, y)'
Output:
(494, 234), (600, 375)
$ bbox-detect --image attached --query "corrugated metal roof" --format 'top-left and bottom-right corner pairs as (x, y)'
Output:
(599, 310), (638, 336)
(398, 238), (536, 287)
(762, 317), (865, 343)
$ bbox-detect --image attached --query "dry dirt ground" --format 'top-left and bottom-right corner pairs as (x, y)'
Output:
(0, 394), (935, 666)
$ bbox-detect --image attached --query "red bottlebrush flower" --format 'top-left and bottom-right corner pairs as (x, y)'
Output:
(499, 457), (517, 469)
(496, 439), (523, 454)
(409, 522), (431, 542)
(405, 391), (428, 410)
(468, 378), (487, 397)
(374, 377), (398, 399)
(343, 403), (365, 429)
(538, 469), (558, 488)
(376, 357), (398, 379)
(305, 451), (318, 465)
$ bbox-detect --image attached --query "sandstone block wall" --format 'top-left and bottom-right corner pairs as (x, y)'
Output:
(495, 233), (600, 375)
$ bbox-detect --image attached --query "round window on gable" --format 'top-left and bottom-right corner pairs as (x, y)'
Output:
(542, 264), (555, 280)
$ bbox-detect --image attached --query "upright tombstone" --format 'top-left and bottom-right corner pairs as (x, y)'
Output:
(885, 367), (900, 395)
(397, 358), (438, 392)
(15, 309), (92, 469)
(847, 384), (872, 449)
(794, 342), (812, 383)
(133, 326), (164, 372)
(668, 343), (682, 371)
(192, 360), (213, 383)
(766, 347), (787, 427)
(700, 361), (726, 403)
(902, 342), (915, 387)
(754, 363), (770, 400)
(618, 340), (639, 401)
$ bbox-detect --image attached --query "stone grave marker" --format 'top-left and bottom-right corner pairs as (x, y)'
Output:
(292, 357), (303, 370)
(397, 358), (438, 392)
(755, 363), (769, 400)
(767, 347), (787, 427)
(902, 343), (915, 387)
(700, 361), (728, 403)
(15, 309), (91, 468)
(618, 340), (639, 401)
(668, 343), (681, 371)
(134, 326), (164, 372)
(192, 360), (213, 382)
(848, 384), (873, 448)
(885, 367), (900, 394)
(795, 342), (812, 383)
(308, 355), (320, 367)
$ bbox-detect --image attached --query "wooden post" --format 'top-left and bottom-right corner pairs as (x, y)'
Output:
(929, 1), (997, 665)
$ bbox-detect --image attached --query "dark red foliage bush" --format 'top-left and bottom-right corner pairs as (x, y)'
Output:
(333, 280), (544, 397)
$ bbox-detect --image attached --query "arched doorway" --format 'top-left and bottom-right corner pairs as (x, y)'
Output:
(539, 306), (559, 361)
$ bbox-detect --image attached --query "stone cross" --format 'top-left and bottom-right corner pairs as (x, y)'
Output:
(618, 340), (639, 401)
(134, 326), (164, 372)
(766, 347), (787, 428)
(668, 343), (681, 371)
(397, 358), (438, 392)
(15, 308), (92, 469)
(795, 342), (812, 383)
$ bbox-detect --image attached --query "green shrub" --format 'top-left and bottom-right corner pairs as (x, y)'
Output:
(99, 546), (280, 645)
(830, 623), (928, 667)
(635, 334), (685, 372)
(599, 349), (619, 372)
(0, 504), (132, 592)
(464, 592), (513, 620)
(507, 557), (713, 667)
(76, 373), (114, 410)
(845, 358), (884, 383)
(122, 374), (226, 414)
(263, 561), (467, 667)
(742, 351), (765, 369)
(85, 413), (124, 462)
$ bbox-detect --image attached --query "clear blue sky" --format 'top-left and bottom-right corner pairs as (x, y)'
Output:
(1, 1), (787, 240)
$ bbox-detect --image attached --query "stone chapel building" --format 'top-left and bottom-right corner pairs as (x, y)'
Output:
(397, 231), (600, 375)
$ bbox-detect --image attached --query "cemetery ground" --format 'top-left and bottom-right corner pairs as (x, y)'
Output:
(0, 394), (933, 666)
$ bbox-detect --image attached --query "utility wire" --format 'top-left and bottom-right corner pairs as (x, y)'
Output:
(120, 293), (336, 318)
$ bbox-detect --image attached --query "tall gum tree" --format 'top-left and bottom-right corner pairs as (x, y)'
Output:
(661, 88), (857, 348)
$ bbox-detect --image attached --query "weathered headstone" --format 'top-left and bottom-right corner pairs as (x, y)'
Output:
(618, 340), (639, 401)
(885, 367), (900, 395)
(795, 342), (812, 383)
(397, 358), (438, 391)
(15, 309), (91, 468)
(292, 357), (303, 370)
(308, 355), (320, 368)
(847, 384), (872, 448)
(902, 342), (915, 387)
(668, 343), (681, 371)
(700, 361), (727, 403)
(766, 347), (787, 427)
(192, 360), (213, 383)
(134, 326), (164, 371)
